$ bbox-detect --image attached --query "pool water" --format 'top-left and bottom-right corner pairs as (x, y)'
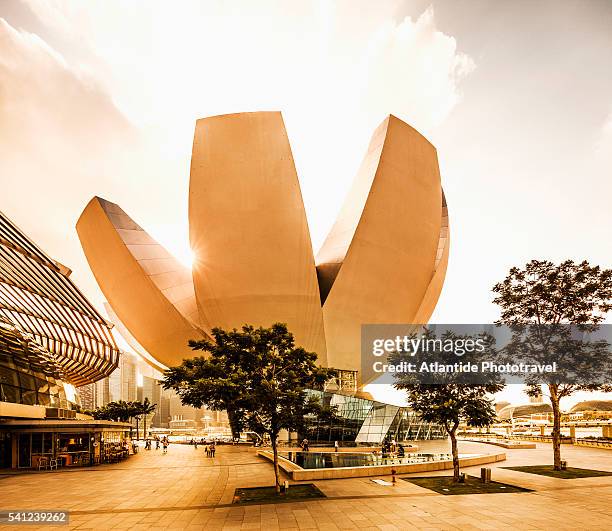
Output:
(281, 451), (478, 469)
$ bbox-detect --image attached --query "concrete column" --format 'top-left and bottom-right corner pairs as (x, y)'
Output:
(540, 425), (545, 436)
(569, 426), (576, 439)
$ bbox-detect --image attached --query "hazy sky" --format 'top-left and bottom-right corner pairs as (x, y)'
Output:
(1, 1), (611, 405)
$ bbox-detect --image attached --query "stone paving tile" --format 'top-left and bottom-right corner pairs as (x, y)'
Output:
(1, 441), (612, 529)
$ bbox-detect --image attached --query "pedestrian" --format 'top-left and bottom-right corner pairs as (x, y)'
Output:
(204, 444), (210, 457)
(210, 441), (216, 457)
(334, 440), (339, 452)
(162, 439), (168, 454)
(155, 438), (160, 450)
(194, 440), (198, 450)
(301, 438), (309, 452)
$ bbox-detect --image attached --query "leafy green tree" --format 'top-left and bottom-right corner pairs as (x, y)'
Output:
(392, 330), (504, 482)
(493, 259), (612, 469)
(163, 323), (334, 493)
(85, 400), (156, 440)
(139, 397), (157, 439)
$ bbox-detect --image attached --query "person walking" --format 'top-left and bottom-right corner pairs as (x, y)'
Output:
(194, 440), (198, 450)
(210, 441), (216, 458)
(334, 440), (339, 452)
(162, 439), (168, 454)
(155, 437), (160, 450)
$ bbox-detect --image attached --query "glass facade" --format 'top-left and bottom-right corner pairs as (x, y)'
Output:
(304, 390), (446, 444)
(0, 210), (119, 386)
(0, 428), (130, 469)
(0, 317), (70, 409)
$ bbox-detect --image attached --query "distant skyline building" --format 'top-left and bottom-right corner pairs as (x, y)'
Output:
(110, 352), (138, 403)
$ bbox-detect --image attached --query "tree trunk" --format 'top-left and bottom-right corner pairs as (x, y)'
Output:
(143, 416), (147, 441)
(227, 408), (241, 440)
(135, 418), (139, 440)
(271, 433), (281, 494)
(450, 426), (460, 482)
(550, 386), (562, 470)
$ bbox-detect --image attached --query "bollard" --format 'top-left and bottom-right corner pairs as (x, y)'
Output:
(481, 467), (491, 483)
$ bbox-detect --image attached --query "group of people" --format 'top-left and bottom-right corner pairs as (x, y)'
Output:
(144, 435), (169, 453)
(381, 439), (405, 457)
(190, 438), (216, 457)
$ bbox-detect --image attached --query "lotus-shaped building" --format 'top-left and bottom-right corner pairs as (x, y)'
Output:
(77, 112), (448, 388)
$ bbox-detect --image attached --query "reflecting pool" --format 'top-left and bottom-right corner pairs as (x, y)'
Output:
(281, 451), (480, 469)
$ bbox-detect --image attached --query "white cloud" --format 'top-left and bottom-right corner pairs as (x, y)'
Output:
(5, 2), (475, 302)
(362, 7), (475, 131)
(0, 17), (173, 305)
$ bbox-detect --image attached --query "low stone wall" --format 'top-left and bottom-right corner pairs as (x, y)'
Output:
(459, 438), (536, 449)
(574, 439), (612, 449)
(257, 450), (506, 481)
(508, 435), (574, 444)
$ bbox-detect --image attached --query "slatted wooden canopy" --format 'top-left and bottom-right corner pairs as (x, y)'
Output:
(0, 211), (119, 386)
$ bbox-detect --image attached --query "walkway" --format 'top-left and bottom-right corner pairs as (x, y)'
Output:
(0, 440), (611, 529)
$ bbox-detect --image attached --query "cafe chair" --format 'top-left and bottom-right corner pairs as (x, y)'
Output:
(49, 458), (59, 470)
(37, 457), (49, 470)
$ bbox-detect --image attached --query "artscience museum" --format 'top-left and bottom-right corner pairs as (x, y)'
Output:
(76, 111), (450, 443)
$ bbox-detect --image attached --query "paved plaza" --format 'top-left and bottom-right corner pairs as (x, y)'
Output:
(1, 440), (611, 530)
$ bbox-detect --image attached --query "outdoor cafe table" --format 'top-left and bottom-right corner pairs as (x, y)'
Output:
(57, 452), (89, 466)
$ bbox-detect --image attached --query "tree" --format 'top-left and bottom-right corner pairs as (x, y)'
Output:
(392, 330), (504, 482)
(85, 400), (156, 440)
(493, 259), (612, 470)
(139, 397), (157, 439)
(162, 323), (334, 494)
(128, 401), (143, 440)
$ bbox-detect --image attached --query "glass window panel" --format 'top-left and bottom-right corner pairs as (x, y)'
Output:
(19, 374), (36, 390)
(0, 365), (19, 386)
(32, 433), (42, 453)
(36, 378), (50, 394)
(43, 433), (53, 453)
(21, 389), (37, 405)
(37, 393), (51, 406)
(49, 395), (61, 407)
(0, 383), (20, 403)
